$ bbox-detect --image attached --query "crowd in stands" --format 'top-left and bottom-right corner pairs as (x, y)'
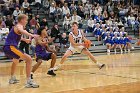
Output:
(0, 0), (140, 56)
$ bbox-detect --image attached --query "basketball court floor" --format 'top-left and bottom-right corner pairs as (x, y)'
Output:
(0, 52), (140, 93)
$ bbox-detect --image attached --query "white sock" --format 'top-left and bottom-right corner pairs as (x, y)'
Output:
(96, 62), (102, 66)
(11, 75), (15, 79)
(48, 68), (54, 71)
(31, 72), (34, 74)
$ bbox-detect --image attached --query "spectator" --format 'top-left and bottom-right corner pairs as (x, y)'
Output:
(102, 10), (109, 22)
(63, 13), (71, 31)
(49, 2), (56, 22)
(22, 0), (29, 10)
(84, 4), (90, 19)
(29, 16), (38, 28)
(20, 7), (25, 14)
(14, 0), (20, 8)
(35, 0), (42, 9)
(5, 15), (14, 30)
(87, 17), (94, 32)
(71, 12), (82, 24)
(50, 24), (61, 42)
(69, 3), (77, 15)
(13, 7), (21, 20)
(35, 15), (40, 23)
(62, 3), (70, 17)
(25, 6), (32, 19)
(3, 7), (12, 16)
(54, 5), (62, 22)
(40, 18), (48, 27)
(8, 1), (15, 12)
(60, 33), (69, 55)
(77, 5), (84, 18)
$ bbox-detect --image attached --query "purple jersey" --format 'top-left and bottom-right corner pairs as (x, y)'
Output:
(5, 27), (21, 46)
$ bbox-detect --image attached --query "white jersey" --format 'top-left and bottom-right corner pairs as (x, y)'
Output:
(68, 29), (84, 54)
(69, 29), (83, 46)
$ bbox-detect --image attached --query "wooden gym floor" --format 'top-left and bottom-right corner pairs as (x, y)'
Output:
(0, 53), (140, 93)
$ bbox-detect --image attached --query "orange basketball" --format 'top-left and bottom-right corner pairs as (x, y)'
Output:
(84, 40), (92, 48)
(136, 40), (140, 46)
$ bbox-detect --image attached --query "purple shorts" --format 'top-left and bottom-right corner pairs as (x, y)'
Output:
(3, 45), (24, 59)
(36, 52), (52, 62)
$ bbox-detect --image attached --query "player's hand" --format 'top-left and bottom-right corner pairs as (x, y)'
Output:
(25, 39), (31, 44)
(32, 34), (39, 38)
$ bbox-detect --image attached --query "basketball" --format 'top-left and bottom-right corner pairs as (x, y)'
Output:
(136, 40), (140, 46)
(84, 40), (92, 48)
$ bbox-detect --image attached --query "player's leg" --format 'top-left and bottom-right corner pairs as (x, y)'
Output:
(81, 48), (105, 69)
(47, 53), (57, 76)
(20, 53), (39, 88)
(9, 59), (20, 84)
(54, 50), (73, 71)
(31, 60), (42, 78)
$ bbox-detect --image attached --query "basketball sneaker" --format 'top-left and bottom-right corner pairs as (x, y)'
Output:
(25, 79), (39, 88)
(9, 76), (19, 84)
(99, 64), (105, 69)
(47, 70), (56, 76)
(53, 65), (61, 71)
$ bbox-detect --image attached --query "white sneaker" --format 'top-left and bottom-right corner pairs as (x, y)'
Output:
(25, 79), (39, 88)
(124, 49), (127, 53)
(9, 76), (19, 84)
(128, 49), (130, 53)
(107, 49), (110, 53)
(121, 50), (123, 54)
(114, 49), (116, 54)
(53, 65), (61, 71)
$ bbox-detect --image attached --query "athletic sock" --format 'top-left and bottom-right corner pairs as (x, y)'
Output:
(96, 62), (103, 67)
(48, 68), (54, 71)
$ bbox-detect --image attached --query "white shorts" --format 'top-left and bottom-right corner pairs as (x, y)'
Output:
(68, 45), (85, 54)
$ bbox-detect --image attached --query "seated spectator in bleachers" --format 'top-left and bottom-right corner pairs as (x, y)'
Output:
(5, 15), (14, 30)
(69, 3), (77, 15)
(77, 5), (85, 18)
(54, 5), (62, 22)
(50, 24), (61, 42)
(14, 0), (20, 8)
(118, 34), (125, 53)
(35, 15), (40, 23)
(104, 33), (113, 53)
(25, 6), (32, 19)
(112, 34), (122, 54)
(40, 17), (48, 27)
(87, 17), (94, 32)
(3, 7), (12, 16)
(124, 33), (132, 53)
(20, 7), (25, 14)
(13, 7), (21, 20)
(84, 4), (90, 19)
(108, 27), (114, 38)
(102, 10), (109, 22)
(35, 0), (42, 9)
(62, 3), (70, 17)
(22, 0), (29, 10)
(33, 23), (40, 34)
(49, 2), (56, 22)
(71, 12), (82, 25)
(63, 13), (71, 31)
(8, 1), (15, 12)
(101, 24), (107, 40)
(90, 5), (95, 18)
(42, 0), (50, 14)
(60, 33), (69, 55)
(0, 17), (6, 28)
(93, 23), (102, 41)
(29, 16), (38, 28)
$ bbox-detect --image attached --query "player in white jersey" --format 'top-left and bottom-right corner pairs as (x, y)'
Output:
(54, 22), (105, 70)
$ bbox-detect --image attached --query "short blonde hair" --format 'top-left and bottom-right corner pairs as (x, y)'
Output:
(17, 14), (28, 22)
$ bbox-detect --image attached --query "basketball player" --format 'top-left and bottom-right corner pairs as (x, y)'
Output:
(54, 22), (105, 70)
(31, 27), (57, 79)
(3, 14), (39, 88)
